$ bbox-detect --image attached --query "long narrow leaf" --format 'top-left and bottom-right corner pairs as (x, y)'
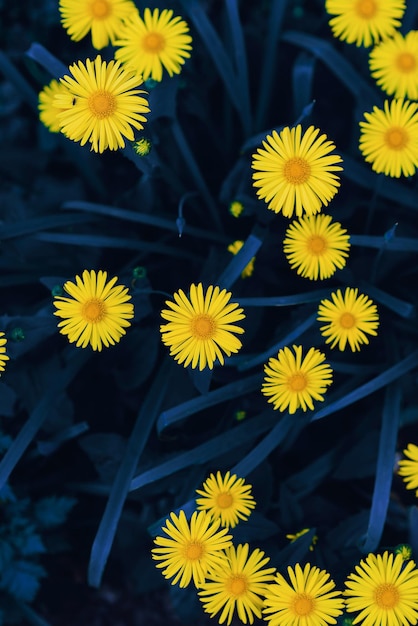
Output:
(255, 0), (289, 129)
(362, 382), (402, 553)
(25, 42), (68, 79)
(217, 231), (265, 289)
(130, 410), (278, 492)
(238, 289), (332, 307)
(311, 350), (418, 422)
(281, 31), (379, 105)
(35, 232), (198, 261)
(157, 372), (262, 435)
(238, 312), (318, 371)
(61, 201), (228, 244)
(88, 358), (173, 588)
(171, 121), (223, 232)
(0, 214), (95, 239)
(225, 0), (251, 135)
(179, 1), (242, 127)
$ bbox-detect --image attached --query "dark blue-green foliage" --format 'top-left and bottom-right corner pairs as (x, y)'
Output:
(1, 0), (418, 623)
(0, 479), (75, 622)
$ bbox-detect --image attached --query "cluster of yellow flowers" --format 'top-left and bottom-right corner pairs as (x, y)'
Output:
(150, 471), (418, 626)
(325, 0), (418, 178)
(38, 0), (192, 152)
(0, 267), (414, 503)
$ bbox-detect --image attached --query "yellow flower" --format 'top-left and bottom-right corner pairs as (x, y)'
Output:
(369, 31), (418, 100)
(394, 544), (413, 560)
(132, 137), (151, 156)
(0, 333), (9, 376)
(55, 55), (150, 153)
(283, 214), (350, 280)
(58, 0), (137, 50)
(325, 0), (406, 48)
(263, 563), (344, 626)
(151, 510), (233, 588)
(398, 443), (418, 496)
(344, 551), (418, 626)
(229, 200), (244, 218)
(160, 283), (245, 370)
(262, 345), (333, 414)
(38, 78), (71, 133)
(286, 528), (318, 551)
(317, 288), (379, 352)
(53, 269), (134, 351)
(227, 240), (255, 278)
(198, 543), (276, 625)
(115, 8), (192, 82)
(196, 471), (256, 529)
(252, 125), (343, 218)
(359, 98), (418, 177)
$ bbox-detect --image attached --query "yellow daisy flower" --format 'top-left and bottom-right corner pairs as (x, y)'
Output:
(317, 288), (379, 352)
(58, 0), (137, 50)
(55, 55), (150, 153)
(252, 125), (343, 219)
(344, 551), (418, 626)
(283, 214), (350, 281)
(198, 543), (276, 625)
(114, 8), (192, 82)
(160, 283), (245, 371)
(151, 509), (233, 588)
(369, 31), (418, 100)
(325, 0), (406, 48)
(398, 443), (418, 496)
(359, 98), (418, 177)
(262, 345), (333, 414)
(263, 562), (344, 626)
(195, 471), (256, 529)
(38, 78), (71, 133)
(227, 240), (256, 278)
(53, 269), (134, 351)
(0, 333), (10, 376)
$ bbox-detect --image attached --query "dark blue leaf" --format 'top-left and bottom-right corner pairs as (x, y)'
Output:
(88, 358), (174, 588)
(362, 383), (402, 553)
(0, 560), (46, 602)
(34, 496), (77, 529)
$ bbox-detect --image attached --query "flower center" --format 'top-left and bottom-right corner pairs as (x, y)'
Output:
(385, 127), (409, 150)
(191, 314), (216, 339)
(185, 541), (204, 561)
(88, 91), (116, 119)
(216, 492), (233, 509)
(82, 298), (106, 322)
(307, 235), (327, 255)
(396, 52), (416, 72)
(288, 373), (307, 392)
(142, 32), (166, 52)
(292, 593), (314, 616)
(355, 0), (377, 18)
(90, 0), (111, 18)
(227, 575), (248, 596)
(374, 583), (400, 609)
(339, 312), (356, 329)
(283, 157), (311, 185)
